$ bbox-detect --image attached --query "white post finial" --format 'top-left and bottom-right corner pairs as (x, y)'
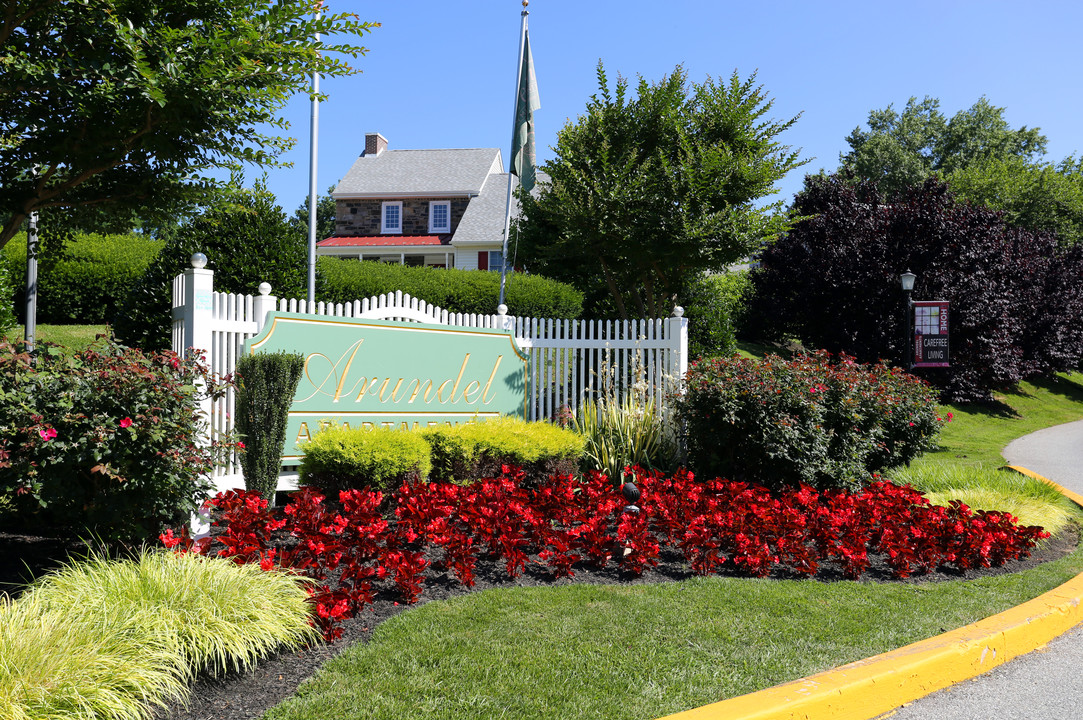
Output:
(191, 252), (208, 269)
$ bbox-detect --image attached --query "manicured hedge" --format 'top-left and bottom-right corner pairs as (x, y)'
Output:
(298, 425), (433, 494)
(316, 257), (584, 319)
(673, 351), (945, 492)
(3, 232), (163, 324)
(422, 416), (584, 488)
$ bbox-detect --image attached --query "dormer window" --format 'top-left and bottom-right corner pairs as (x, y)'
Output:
(429, 201), (450, 233)
(381, 201), (402, 234)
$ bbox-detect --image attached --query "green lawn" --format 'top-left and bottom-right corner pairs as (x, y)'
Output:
(266, 551), (1083, 720)
(914, 372), (1083, 469)
(3, 323), (110, 353)
(261, 371), (1083, 720)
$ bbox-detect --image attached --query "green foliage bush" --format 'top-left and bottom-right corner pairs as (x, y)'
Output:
(0, 338), (226, 544)
(0, 248), (14, 334)
(113, 186), (306, 351)
(236, 352), (306, 501)
(3, 231), (163, 324)
(673, 351), (944, 492)
(317, 257), (584, 319)
(299, 425), (433, 494)
(422, 416), (584, 487)
(682, 271), (750, 359)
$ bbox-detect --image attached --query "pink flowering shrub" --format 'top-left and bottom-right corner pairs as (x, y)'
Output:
(0, 338), (229, 543)
(163, 466), (1046, 642)
(674, 351), (946, 491)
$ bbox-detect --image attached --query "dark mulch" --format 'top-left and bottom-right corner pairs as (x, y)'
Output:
(1, 522), (1078, 720)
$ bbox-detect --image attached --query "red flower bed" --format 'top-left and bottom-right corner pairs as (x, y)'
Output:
(161, 468), (1049, 641)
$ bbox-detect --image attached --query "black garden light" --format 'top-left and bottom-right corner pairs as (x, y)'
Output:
(900, 270), (916, 368)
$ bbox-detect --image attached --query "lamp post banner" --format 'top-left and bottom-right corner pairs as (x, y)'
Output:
(243, 312), (529, 463)
(912, 300), (949, 368)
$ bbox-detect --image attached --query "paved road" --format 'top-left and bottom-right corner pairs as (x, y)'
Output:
(886, 419), (1083, 720)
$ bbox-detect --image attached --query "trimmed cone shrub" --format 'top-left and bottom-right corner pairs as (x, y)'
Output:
(235, 352), (306, 502)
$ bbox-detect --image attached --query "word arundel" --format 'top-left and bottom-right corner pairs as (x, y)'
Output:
(244, 313), (528, 462)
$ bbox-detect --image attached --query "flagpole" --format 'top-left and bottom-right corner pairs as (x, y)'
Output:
(307, 6), (321, 305)
(498, 2), (530, 311)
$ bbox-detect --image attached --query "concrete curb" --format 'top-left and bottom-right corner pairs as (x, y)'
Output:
(658, 466), (1083, 720)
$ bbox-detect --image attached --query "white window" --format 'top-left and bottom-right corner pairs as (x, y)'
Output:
(381, 201), (402, 234)
(487, 250), (511, 273)
(429, 201), (451, 233)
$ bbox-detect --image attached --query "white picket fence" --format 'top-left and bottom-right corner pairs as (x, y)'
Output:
(171, 261), (688, 491)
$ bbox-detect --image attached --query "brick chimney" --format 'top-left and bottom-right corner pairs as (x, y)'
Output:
(364, 132), (388, 157)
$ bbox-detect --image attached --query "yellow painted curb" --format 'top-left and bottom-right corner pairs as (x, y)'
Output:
(657, 466), (1083, 720)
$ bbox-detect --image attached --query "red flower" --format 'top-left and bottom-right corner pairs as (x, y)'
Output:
(38, 427), (57, 442)
(119, 417), (133, 428)
(236, 441), (246, 450)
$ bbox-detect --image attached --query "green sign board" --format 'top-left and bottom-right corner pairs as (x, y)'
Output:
(243, 312), (528, 463)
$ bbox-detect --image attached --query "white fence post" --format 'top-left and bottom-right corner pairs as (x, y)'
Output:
(252, 282), (278, 335)
(178, 253), (214, 358)
(668, 306), (688, 385)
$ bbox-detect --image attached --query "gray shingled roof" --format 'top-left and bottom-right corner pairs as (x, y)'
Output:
(452, 171), (549, 246)
(334, 148), (503, 198)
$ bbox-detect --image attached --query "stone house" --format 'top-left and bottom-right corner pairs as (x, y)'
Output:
(319, 133), (532, 271)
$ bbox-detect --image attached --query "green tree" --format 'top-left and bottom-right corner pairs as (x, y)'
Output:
(290, 185), (338, 244)
(516, 64), (805, 320)
(113, 182), (305, 351)
(0, 0), (376, 251)
(948, 156), (1083, 246)
(840, 96), (1047, 198)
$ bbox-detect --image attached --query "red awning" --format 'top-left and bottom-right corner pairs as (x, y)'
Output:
(318, 235), (449, 248)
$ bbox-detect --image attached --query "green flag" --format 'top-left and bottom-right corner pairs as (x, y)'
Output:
(511, 27), (541, 193)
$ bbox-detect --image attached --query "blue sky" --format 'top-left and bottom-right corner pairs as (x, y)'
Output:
(257, 0), (1083, 216)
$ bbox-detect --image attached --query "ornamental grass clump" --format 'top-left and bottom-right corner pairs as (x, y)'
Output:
(892, 464), (1081, 536)
(571, 350), (677, 484)
(25, 548), (318, 678)
(573, 394), (676, 484)
(0, 592), (185, 720)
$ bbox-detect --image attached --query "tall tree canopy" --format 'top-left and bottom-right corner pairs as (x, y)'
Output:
(516, 64), (805, 319)
(0, 0), (376, 250)
(749, 174), (1083, 402)
(839, 96), (1047, 198)
(947, 155), (1083, 246)
(113, 181), (305, 351)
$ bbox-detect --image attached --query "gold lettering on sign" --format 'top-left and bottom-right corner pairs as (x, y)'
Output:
(296, 422), (311, 444)
(462, 380), (482, 403)
(298, 339), (367, 403)
(481, 356), (504, 403)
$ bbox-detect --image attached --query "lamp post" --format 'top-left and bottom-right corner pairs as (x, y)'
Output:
(900, 270), (916, 368)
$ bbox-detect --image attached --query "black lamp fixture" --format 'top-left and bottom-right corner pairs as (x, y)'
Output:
(900, 270), (916, 367)
(900, 270), (916, 292)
